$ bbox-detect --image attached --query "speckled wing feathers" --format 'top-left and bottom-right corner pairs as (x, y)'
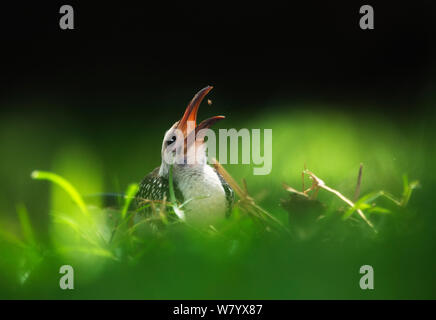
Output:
(136, 167), (183, 207)
(136, 166), (234, 217)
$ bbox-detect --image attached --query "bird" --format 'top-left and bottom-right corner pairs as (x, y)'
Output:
(136, 86), (234, 226)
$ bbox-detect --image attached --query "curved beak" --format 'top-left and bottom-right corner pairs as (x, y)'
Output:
(177, 86), (225, 138)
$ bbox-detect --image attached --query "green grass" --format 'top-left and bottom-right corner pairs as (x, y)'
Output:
(31, 171), (89, 217)
(0, 158), (421, 298)
(0, 106), (434, 299)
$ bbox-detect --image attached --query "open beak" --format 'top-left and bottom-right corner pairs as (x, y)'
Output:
(177, 86), (225, 141)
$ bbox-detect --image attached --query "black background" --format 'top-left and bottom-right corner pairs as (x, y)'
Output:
(0, 300), (431, 317)
(1, 1), (435, 115)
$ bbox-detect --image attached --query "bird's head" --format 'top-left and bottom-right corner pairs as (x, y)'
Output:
(159, 86), (224, 176)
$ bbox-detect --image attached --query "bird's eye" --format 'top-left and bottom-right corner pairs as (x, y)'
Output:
(166, 135), (177, 146)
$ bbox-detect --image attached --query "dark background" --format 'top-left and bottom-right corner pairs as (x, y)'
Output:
(2, 1), (435, 116)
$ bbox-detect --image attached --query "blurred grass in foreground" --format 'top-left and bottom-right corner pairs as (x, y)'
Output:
(0, 105), (435, 299)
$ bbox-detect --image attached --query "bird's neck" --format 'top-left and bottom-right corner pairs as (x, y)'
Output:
(159, 162), (210, 182)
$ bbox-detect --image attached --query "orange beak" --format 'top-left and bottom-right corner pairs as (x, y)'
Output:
(177, 85), (225, 140)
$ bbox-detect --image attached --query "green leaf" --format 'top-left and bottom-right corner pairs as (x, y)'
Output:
(121, 183), (139, 219)
(31, 170), (89, 217)
(342, 191), (383, 220)
(367, 207), (391, 214)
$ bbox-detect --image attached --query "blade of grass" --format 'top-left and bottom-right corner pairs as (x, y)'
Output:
(214, 160), (291, 235)
(367, 207), (391, 214)
(31, 170), (89, 217)
(52, 214), (101, 247)
(168, 165), (177, 204)
(343, 184), (414, 221)
(169, 165), (185, 221)
(16, 204), (36, 246)
(121, 183), (139, 219)
(353, 163), (363, 202)
(159, 196), (169, 225)
(305, 170), (376, 232)
(0, 226), (26, 248)
(109, 183), (139, 243)
(58, 246), (118, 261)
(342, 191), (384, 220)
(401, 174), (420, 207)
